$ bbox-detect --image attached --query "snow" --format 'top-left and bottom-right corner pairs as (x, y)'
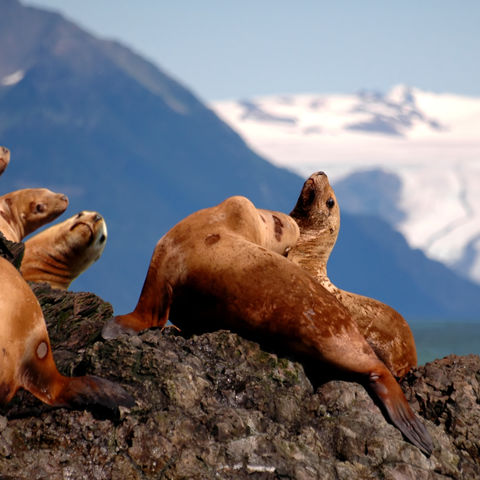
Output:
(211, 85), (480, 284)
(1, 70), (25, 86)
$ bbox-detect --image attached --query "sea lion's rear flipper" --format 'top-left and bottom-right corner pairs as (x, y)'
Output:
(369, 371), (433, 456)
(53, 375), (135, 411)
(22, 358), (134, 412)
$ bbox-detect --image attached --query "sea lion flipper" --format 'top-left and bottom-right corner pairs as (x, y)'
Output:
(21, 353), (135, 411)
(369, 372), (433, 456)
(53, 375), (135, 411)
(103, 278), (173, 339)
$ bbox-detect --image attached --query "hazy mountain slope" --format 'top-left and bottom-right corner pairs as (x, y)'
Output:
(0, 0), (305, 311)
(332, 213), (480, 319)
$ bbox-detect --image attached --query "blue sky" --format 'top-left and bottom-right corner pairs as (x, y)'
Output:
(25, 0), (480, 101)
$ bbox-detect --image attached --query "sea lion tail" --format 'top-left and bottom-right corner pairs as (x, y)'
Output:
(369, 371), (433, 456)
(53, 375), (135, 412)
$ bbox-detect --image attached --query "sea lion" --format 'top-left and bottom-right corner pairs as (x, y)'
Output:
(0, 256), (134, 411)
(254, 208), (300, 255)
(21, 211), (108, 290)
(288, 171), (417, 379)
(0, 188), (69, 242)
(0, 146), (10, 176)
(103, 195), (433, 456)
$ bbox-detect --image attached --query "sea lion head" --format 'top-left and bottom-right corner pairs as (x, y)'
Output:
(17, 188), (69, 235)
(21, 211), (108, 289)
(290, 171), (340, 238)
(0, 146), (10, 176)
(62, 211), (108, 272)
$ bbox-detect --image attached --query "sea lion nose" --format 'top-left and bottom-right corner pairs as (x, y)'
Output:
(315, 171), (326, 176)
(93, 214), (103, 223)
(60, 195), (68, 202)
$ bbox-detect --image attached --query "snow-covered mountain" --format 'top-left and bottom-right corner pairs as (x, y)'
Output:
(212, 86), (480, 285)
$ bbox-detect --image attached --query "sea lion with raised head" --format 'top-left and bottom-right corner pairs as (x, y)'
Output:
(288, 171), (417, 379)
(0, 146), (10, 176)
(21, 211), (108, 290)
(0, 188), (69, 242)
(103, 195), (432, 456)
(0, 256), (134, 411)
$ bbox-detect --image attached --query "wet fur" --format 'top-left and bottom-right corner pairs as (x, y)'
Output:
(288, 172), (417, 379)
(105, 195), (432, 455)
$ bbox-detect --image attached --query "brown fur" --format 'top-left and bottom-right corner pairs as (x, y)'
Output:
(21, 211), (108, 290)
(104, 195), (432, 455)
(0, 188), (69, 242)
(0, 256), (133, 411)
(288, 172), (417, 379)
(0, 146), (10, 177)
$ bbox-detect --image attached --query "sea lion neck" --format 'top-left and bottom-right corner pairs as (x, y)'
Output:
(288, 172), (340, 281)
(287, 225), (333, 280)
(0, 196), (24, 240)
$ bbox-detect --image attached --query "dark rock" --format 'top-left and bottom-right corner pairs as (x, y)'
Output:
(0, 231), (24, 268)
(402, 354), (480, 477)
(0, 286), (478, 478)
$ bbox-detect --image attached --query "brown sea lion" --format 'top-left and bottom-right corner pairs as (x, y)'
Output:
(288, 171), (417, 379)
(21, 211), (108, 290)
(0, 256), (134, 411)
(0, 188), (69, 242)
(0, 146), (10, 176)
(103, 195), (432, 456)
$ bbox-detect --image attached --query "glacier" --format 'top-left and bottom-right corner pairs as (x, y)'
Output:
(212, 85), (480, 284)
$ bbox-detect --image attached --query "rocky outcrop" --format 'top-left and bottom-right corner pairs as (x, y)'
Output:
(0, 285), (479, 479)
(402, 354), (480, 477)
(0, 231), (24, 268)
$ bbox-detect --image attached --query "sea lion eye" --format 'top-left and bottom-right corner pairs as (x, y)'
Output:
(36, 203), (47, 213)
(76, 212), (84, 218)
(326, 197), (335, 209)
(99, 234), (106, 243)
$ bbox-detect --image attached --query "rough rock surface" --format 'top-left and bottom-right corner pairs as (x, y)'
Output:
(0, 231), (24, 269)
(0, 284), (479, 479)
